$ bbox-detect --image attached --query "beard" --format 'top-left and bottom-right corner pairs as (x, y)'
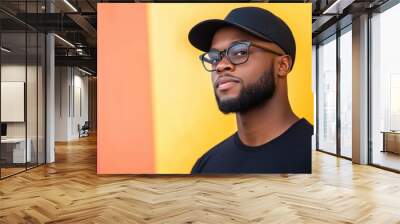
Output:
(215, 67), (276, 114)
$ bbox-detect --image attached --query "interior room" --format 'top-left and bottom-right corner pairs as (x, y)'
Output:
(0, 0), (399, 223)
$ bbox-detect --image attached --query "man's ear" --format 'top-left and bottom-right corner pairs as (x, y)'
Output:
(276, 55), (292, 77)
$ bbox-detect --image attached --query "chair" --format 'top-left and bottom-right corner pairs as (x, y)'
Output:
(79, 121), (90, 138)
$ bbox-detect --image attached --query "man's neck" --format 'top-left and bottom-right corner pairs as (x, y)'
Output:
(236, 93), (299, 147)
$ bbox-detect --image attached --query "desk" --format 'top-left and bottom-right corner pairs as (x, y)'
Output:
(381, 131), (400, 154)
(1, 138), (31, 163)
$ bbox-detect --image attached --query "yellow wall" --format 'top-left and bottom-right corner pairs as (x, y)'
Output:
(148, 3), (313, 173)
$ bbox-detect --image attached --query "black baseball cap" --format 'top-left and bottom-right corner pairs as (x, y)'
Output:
(188, 7), (296, 67)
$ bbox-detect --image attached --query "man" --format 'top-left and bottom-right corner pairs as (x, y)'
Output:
(188, 6), (313, 174)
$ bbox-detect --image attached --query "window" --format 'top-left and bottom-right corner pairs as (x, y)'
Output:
(317, 35), (337, 154)
(371, 2), (400, 171)
(339, 27), (352, 158)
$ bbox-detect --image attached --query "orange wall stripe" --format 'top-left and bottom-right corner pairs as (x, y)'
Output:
(97, 4), (155, 173)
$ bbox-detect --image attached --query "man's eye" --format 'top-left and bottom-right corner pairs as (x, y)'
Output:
(210, 58), (219, 64)
(234, 51), (247, 56)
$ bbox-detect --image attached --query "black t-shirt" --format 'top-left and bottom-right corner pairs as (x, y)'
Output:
(191, 118), (313, 174)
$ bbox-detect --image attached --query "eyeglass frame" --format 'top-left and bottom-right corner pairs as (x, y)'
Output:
(199, 40), (286, 72)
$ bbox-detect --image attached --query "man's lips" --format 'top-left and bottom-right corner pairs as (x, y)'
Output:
(215, 77), (240, 90)
(218, 81), (237, 91)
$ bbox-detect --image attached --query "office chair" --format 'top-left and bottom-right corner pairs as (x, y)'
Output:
(79, 121), (90, 138)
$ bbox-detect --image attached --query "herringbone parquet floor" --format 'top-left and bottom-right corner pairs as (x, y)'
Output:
(1, 134), (400, 224)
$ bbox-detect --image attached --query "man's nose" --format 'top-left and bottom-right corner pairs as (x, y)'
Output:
(215, 56), (234, 74)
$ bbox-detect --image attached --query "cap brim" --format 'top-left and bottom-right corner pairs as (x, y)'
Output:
(188, 19), (273, 52)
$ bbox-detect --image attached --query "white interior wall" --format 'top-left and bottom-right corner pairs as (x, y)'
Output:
(55, 66), (70, 141)
(55, 67), (89, 141)
(312, 45), (316, 150)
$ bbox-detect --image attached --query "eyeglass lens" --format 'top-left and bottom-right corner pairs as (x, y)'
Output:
(202, 42), (249, 71)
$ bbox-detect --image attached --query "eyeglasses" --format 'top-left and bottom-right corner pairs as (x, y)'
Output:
(199, 40), (285, 72)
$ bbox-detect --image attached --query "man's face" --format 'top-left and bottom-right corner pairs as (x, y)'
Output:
(209, 26), (284, 114)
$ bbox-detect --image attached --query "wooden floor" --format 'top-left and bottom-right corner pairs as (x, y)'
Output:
(1, 163), (45, 178)
(0, 167), (26, 178)
(1, 135), (400, 223)
(372, 151), (400, 171)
